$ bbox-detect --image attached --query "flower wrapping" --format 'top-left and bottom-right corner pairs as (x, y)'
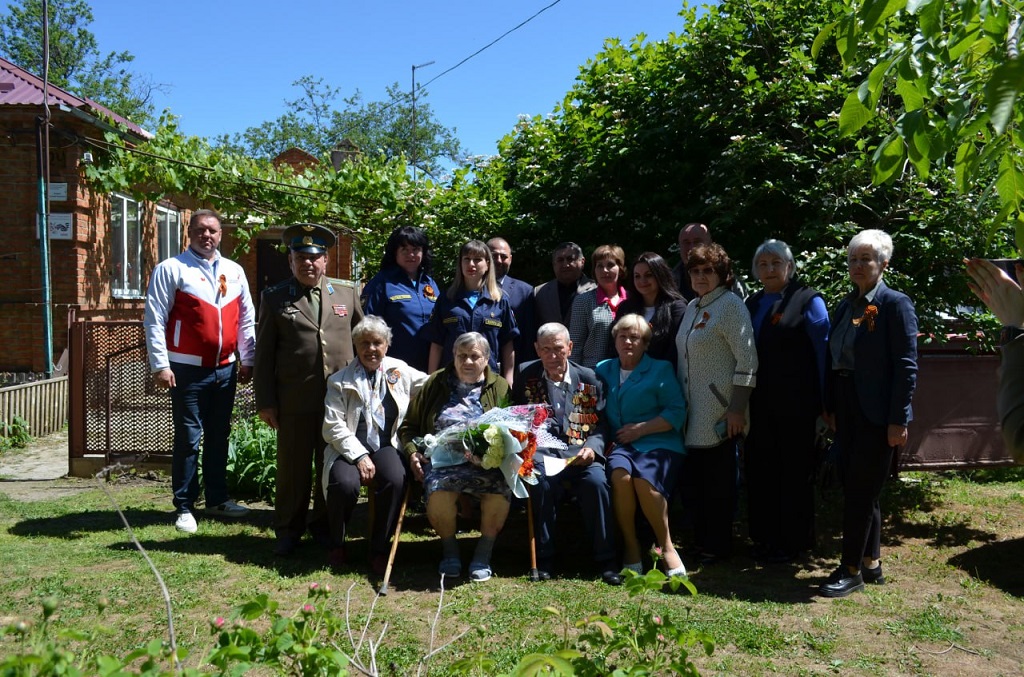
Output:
(418, 404), (565, 498)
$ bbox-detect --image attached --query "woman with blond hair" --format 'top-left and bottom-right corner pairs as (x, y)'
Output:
(422, 240), (519, 383)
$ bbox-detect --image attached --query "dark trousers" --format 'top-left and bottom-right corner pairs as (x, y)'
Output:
(326, 446), (407, 556)
(169, 362), (237, 512)
(527, 458), (616, 566)
(688, 440), (737, 557)
(275, 412), (328, 540)
(836, 375), (893, 567)
(745, 410), (817, 554)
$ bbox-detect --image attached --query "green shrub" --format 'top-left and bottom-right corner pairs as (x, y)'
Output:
(0, 416), (31, 453)
(226, 415), (277, 502)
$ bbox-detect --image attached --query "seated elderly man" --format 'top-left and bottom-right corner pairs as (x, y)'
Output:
(511, 322), (620, 585)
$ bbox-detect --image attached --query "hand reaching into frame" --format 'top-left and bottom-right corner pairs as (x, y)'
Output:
(965, 258), (1024, 328)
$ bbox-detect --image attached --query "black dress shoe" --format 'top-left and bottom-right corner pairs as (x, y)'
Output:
(818, 567), (865, 598)
(601, 570), (623, 586)
(531, 569), (552, 582)
(862, 564), (885, 585)
(274, 536), (301, 557)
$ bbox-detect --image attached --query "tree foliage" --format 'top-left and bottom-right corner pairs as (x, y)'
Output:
(82, 112), (496, 286)
(0, 0), (160, 126)
(215, 76), (466, 179)
(818, 0), (1024, 250)
(482, 0), (1015, 339)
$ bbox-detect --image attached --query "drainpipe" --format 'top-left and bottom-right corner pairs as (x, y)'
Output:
(36, 115), (54, 378)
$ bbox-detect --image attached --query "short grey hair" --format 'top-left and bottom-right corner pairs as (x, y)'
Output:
(453, 331), (490, 360)
(848, 229), (893, 263)
(752, 239), (796, 281)
(535, 322), (569, 343)
(552, 242), (584, 261)
(352, 315), (392, 345)
(611, 313), (652, 344)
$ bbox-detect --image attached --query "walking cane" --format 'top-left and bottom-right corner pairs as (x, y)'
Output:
(527, 495), (540, 582)
(378, 482), (411, 596)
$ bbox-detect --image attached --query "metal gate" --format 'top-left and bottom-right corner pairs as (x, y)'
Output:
(68, 315), (254, 477)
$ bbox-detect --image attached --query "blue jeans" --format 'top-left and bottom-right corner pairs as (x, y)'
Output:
(169, 363), (237, 512)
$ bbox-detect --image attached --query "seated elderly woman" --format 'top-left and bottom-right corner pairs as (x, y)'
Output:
(322, 315), (428, 574)
(596, 313), (688, 577)
(400, 332), (512, 582)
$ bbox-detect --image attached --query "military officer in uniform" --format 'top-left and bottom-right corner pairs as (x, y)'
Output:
(255, 223), (363, 556)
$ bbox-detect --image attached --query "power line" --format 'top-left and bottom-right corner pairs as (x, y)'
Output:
(421, 0), (564, 90)
(326, 0), (564, 148)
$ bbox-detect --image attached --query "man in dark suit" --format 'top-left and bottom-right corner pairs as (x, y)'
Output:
(534, 242), (596, 327)
(488, 237), (537, 366)
(254, 223), (363, 557)
(511, 322), (620, 585)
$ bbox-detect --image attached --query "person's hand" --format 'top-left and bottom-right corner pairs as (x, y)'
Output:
(356, 456), (376, 484)
(615, 422), (646, 445)
(153, 369), (175, 389)
(887, 424), (908, 448)
(822, 411), (836, 432)
(965, 258), (1024, 327)
(258, 407), (279, 430)
(726, 410), (745, 438)
(409, 452), (426, 482)
(237, 365), (253, 384)
(575, 447), (596, 466)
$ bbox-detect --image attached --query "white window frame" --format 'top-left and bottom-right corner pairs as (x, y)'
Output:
(156, 205), (181, 262)
(110, 193), (143, 298)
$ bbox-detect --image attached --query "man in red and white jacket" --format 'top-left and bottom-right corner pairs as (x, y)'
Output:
(144, 209), (256, 534)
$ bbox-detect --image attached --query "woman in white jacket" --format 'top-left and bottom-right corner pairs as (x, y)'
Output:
(322, 315), (428, 573)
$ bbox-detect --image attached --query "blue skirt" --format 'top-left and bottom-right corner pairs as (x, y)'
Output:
(606, 445), (683, 498)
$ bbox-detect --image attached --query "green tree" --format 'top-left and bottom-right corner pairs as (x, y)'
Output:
(482, 0), (1014, 338)
(818, 0), (1024, 250)
(215, 75), (466, 178)
(0, 0), (160, 126)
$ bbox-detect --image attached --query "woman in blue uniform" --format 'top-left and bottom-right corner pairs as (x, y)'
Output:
(423, 240), (518, 383)
(361, 225), (440, 371)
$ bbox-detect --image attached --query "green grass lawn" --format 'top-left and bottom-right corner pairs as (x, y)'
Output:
(1, 469), (1023, 675)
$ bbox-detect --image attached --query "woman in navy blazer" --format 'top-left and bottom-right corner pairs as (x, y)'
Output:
(596, 313), (688, 577)
(818, 229), (918, 598)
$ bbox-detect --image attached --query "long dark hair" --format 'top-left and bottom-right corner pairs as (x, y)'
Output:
(613, 252), (683, 351)
(380, 225), (433, 276)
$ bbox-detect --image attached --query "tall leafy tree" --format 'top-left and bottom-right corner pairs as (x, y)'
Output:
(215, 75), (466, 178)
(483, 0), (1013, 338)
(0, 0), (160, 126)
(819, 0), (1024, 250)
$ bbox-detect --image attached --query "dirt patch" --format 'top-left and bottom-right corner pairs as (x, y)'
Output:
(0, 430), (91, 502)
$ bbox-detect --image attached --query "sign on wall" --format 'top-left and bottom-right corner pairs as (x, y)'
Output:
(36, 213), (73, 240)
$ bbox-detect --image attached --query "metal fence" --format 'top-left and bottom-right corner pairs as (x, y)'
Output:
(69, 319), (254, 477)
(0, 376), (68, 439)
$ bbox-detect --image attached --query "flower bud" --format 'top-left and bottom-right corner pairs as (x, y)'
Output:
(40, 597), (58, 621)
(302, 604), (315, 615)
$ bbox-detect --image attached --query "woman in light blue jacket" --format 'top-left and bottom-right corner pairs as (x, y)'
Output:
(596, 313), (687, 578)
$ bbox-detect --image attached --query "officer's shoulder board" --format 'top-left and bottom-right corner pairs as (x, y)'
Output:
(263, 279), (292, 296)
(327, 277), (358, 289)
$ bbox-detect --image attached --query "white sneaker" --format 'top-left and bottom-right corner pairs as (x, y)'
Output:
(204, 500), (250, 518)
(175, 511), (198, 534)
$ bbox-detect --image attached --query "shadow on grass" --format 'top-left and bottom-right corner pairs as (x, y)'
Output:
(948, 537), (1024, 597)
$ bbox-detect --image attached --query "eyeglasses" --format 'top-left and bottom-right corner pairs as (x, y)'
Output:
(688, 266), (717, 277)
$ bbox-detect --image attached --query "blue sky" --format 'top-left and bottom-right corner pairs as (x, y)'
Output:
(85, 0), (691, 157)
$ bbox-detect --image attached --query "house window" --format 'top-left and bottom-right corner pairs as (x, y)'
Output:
(156, 205), (181, 262)
(110, 193), (142, 297)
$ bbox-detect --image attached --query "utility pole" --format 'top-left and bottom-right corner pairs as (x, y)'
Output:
(410, 60), (435, 182)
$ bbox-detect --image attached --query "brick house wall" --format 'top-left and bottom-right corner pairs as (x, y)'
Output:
(0, 99), (357, 374)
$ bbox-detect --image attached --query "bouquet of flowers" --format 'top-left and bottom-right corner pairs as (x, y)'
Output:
(415, 404), (564, 498)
